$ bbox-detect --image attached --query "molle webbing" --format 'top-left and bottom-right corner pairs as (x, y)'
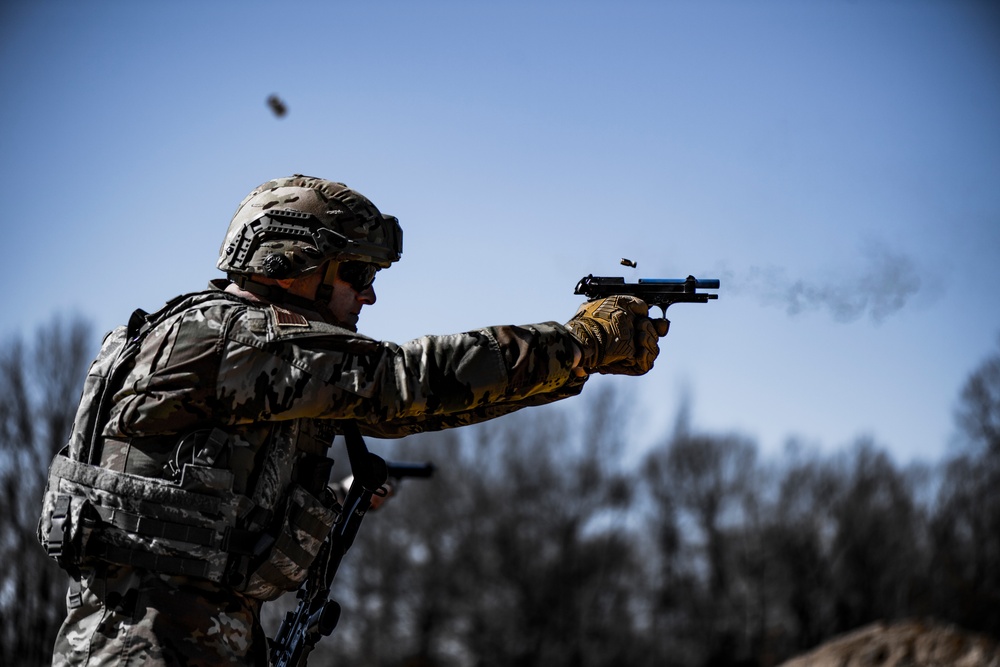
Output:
(51, 455), (233, 516)
(43, 453), (259, 583)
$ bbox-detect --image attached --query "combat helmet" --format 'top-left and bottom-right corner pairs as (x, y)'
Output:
(219, 174), (402, 281)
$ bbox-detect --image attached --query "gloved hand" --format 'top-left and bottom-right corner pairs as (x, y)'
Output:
(565, 295), (669, 376)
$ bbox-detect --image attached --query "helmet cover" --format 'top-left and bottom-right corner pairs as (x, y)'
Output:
(218, 175), (402, 280)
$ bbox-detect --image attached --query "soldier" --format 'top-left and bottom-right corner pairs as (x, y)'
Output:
(38, 175), (667, 665)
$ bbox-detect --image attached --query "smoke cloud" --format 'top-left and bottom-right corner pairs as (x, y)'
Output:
(732, 242), (923, 324)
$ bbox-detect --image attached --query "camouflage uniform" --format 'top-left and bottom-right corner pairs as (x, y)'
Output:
(44, 279), (585, 665)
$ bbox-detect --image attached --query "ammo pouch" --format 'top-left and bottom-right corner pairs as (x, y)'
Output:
(39, 451), (340, 599)
(240, 484), (339, 600)
(39, 451), (250, 583)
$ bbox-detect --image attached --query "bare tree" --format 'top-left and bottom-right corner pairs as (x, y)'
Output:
(826, 441), (928, 632)
(0, 315), (94, 667)
(449, 388), (647, 667)
(931, 335), (1000, 636)
(955, 334), (1000, 458)
(762, 444), (842, 655)
(643, 418), (764, 667)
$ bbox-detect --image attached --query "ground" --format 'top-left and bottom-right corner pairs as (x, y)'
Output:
(778, 620), (1000, 667)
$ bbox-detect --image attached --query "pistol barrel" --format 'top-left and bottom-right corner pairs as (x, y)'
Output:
(639, 277), (721, 289)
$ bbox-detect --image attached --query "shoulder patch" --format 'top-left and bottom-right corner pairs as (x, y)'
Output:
(271, 305), (310, 328)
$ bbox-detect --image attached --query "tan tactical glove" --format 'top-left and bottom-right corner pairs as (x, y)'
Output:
(565, 295), (669, 376)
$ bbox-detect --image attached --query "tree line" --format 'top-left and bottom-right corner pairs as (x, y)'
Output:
(2, 317), (998, 666)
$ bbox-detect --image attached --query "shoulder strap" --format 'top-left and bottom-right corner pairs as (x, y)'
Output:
(83, 290), (243, 464)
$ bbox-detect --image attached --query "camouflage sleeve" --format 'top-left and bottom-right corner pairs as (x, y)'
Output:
(261, 321), (583, 425)
(374, 323), (580, 415)
(226, 320), (583, 430)
(111, 300), (585, 436)
(358, 375), (587, 438)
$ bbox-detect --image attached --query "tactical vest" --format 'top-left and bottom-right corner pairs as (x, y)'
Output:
(38, 291), (341, 601)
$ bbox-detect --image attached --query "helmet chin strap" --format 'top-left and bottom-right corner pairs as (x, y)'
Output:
(313, 261), (339, 305)
(308, 261), (348, 328)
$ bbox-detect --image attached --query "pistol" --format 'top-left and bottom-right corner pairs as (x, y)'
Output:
(574, 275), (720, 317)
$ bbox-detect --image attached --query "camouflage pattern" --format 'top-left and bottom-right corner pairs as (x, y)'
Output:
(46, 279), (587, 665)
(217, 175), (403, 279)
(51, 565), (267, 666)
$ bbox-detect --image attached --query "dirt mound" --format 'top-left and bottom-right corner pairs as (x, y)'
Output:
(778, 619), (1000, 667)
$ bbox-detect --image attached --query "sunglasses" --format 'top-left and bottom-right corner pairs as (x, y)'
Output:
(338, 261), (379, 292)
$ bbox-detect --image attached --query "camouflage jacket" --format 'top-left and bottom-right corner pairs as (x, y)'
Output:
(108, 280), (584, 443)
(40, 280), (586, 600)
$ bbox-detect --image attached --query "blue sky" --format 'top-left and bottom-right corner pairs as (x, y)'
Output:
(2, 1), (998, 464)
